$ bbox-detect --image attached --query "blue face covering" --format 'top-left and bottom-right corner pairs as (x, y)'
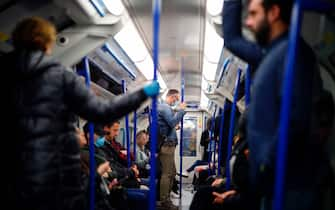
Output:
(171, 101), (180, 109)
(95, 137), (105, 147)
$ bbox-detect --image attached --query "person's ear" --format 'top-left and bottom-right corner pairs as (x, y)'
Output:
(267, 4), (280, 23)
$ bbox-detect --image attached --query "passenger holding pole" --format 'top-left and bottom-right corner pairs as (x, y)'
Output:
(1, 16), (160, 210)
(157, 89), (186, 210)
(227, 0), (329, 210)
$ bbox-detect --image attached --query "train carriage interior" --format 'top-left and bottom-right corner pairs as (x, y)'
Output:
(1, 0), (335, 210)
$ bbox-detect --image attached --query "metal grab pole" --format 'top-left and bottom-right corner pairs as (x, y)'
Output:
(245, 65), (251, 106)
(273, 1), (302, 209)
(225, 69), (242, 190)
(149, 1), (161, 210)
(122, 80), (131, 168)
(133, 110), (137, 160)
(179, 57), (185, 199)
(217, 102), (227, 176)
(83, 57), (95, 210)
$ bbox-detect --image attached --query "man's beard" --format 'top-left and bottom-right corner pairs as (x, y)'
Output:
(255, 17), (270, 46)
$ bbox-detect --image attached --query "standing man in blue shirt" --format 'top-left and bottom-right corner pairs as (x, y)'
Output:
(157, 89), (186, 209)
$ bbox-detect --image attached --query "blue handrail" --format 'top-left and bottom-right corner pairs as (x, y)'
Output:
(149, 1), (161, 210)
(102, 43), (137, 80)
(245, 65), (251, 106)
(216, 57), (232, 89)
(225, 69), (242, 190)
(273, 1), (334, 209)
(122, 80), (132, 168)
(179, 57), (185, 199)
(89, 0), (106, 17)
(83, 57), (95, 210)
(273, 0), (303, 209)
(217, 102), (227, 175)
(133, 110), (137, 160)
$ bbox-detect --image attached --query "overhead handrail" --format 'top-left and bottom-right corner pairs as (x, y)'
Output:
(89, 0), (106, 17)
(102, 43), (137, 80)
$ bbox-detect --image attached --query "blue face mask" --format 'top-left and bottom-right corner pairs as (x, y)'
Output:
(95, 137), (105, 147)
(171, 101), (180, 109)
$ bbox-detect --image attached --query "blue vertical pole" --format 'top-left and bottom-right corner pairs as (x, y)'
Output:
(217, 102), (227, 175)
(208, 105), (217, 174)
(133, 110), (137, 161)
(245, 65), (251, 106)
(273, 1), (302, 210)
(179, 57), (185, 199)
(149, 1), (160, 210)
(225, 69), (242, 190)
(216, 58), (231, 89)
(83, 57), (95, 210)
(122, 80), (131, 168)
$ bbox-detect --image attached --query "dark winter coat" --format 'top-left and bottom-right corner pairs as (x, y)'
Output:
(1, 49), (148, 210)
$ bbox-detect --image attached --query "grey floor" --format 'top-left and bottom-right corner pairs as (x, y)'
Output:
(170, 174), (195, 210)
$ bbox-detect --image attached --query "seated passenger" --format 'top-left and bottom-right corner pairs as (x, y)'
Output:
(82, 122), (141, 189)
(102, 121), (135, 167)
(135, 130), (151, 178)
(190, 115), (249, 210)
(81, 124), (149, 210)
(76, 127), (124, 210)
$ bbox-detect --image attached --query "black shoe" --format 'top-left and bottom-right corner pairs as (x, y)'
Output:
(172, 188), (179, 195)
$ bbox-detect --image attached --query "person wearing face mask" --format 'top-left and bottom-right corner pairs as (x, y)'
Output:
(157, 89), (186, 210)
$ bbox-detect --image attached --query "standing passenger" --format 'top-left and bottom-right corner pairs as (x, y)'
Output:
(2, 16), (159, 210)
(157, 89), (186, 209)
(243, 0), (325, 209)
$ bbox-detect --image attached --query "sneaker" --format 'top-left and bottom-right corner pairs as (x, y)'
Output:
(176, 171), (189, 178)
(170, 191), (180, 199)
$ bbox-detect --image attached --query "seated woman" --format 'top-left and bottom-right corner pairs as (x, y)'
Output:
(135, 130), (151, 178)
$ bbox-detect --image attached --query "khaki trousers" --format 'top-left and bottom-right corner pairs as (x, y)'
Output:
(158, 144), (176, 202)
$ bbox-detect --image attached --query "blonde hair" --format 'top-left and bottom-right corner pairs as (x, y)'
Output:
(12, 16), (56, 51)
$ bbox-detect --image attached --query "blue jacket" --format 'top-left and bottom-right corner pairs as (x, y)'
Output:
(157, 101), (186, 144)
(247, 32), (323, 191)
(224, 0), (324, 191)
